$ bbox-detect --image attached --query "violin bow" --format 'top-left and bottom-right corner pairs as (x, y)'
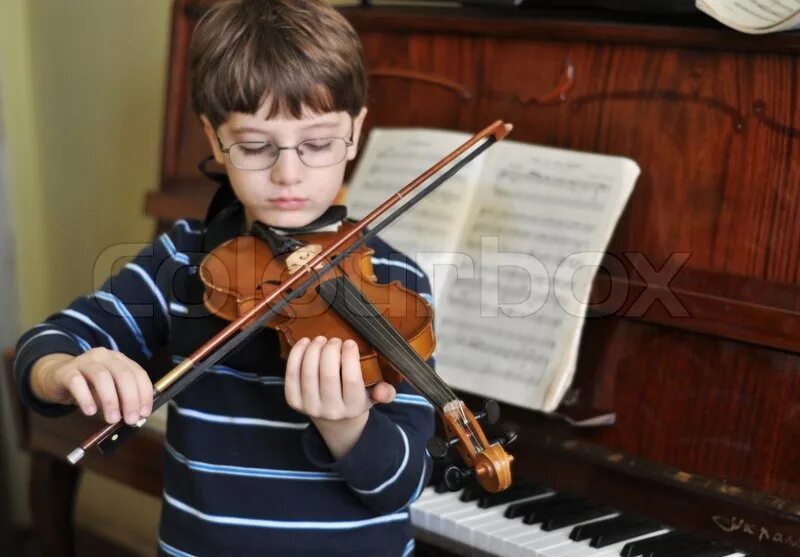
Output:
(67, 120), (511, 466)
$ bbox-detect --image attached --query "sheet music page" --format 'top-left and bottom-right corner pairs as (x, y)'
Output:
(345, 128), (485, 303)
(433, 141), (640, 411)
(697, 0), (800, 33)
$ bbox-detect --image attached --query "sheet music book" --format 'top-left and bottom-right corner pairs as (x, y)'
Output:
(345, 128), (640, 412)
(697, 0), (800, 34)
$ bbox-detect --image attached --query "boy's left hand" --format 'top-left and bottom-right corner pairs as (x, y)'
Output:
(285, 336), (396, 419)
(285, 336), (396, 460)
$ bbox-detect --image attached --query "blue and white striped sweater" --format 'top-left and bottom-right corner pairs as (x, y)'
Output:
(14, 204), (435, 557)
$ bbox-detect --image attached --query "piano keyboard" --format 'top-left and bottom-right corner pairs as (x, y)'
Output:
(410, 480), (752, 557)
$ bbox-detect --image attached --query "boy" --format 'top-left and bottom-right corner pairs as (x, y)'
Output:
(14, 1), (434, 555)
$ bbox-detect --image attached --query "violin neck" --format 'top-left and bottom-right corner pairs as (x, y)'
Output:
(317, 276), (456, 410)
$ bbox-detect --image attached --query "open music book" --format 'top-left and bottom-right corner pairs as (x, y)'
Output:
(345, 128), (640, 412)
(697, 0), (800, 34)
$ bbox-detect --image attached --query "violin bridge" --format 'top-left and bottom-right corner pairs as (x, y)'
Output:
(285, 244), (323, 274)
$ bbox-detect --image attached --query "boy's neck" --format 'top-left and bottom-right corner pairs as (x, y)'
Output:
(242, 205), (347, 235)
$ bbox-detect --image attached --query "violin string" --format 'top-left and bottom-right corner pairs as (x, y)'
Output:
(335, 277), (459, 407)
(322, 276), (451, 405)
(336, 280), (475, 435)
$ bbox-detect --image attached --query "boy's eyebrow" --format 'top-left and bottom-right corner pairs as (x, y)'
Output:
(231, 119), (342, 135)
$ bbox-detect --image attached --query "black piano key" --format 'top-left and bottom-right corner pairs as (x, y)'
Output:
(541, 503), (613, 531)
(622, 531), (684, 556)
(591, 520), (664, 548)
(504, 493), (577, 519)
(523, 497), (595, 525)
(457, 477), (483, 502)
(476, 482), (549, 508)
(571, 515), (636, 541)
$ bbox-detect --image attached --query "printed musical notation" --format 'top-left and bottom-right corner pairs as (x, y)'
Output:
(345, 128), (640, 411)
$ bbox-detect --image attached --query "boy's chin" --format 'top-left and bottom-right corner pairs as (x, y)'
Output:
(255, 208), (322, 230)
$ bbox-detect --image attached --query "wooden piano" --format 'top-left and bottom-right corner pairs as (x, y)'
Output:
(7, 1), (800, 555)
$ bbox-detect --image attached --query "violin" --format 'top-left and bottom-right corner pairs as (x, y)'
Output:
(67, 120), (516, 493)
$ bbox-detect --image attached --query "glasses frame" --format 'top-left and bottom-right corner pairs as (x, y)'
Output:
(216, 116), (355, 171)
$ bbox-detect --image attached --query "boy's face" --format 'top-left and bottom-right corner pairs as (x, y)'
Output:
(201, 101), (367, 229)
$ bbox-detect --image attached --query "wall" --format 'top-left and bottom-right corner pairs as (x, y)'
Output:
(0, 0), (171, 552)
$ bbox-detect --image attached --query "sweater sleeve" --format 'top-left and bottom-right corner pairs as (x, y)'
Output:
(302, 239), (436, 514)
(302, 379), (435, 514)
(13, 219), (204, 417)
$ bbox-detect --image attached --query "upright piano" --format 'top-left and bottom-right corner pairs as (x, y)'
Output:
(9, 2), (800, 556)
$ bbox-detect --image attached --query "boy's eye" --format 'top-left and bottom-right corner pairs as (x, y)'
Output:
(300, 139), (333, 153)
(239, 143), (273, 156)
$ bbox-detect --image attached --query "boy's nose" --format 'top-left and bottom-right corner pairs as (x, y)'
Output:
(270, 149), (304, 186)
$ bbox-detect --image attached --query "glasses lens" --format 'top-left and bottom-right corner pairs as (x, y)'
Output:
(229, 142), (279, 170)
(297, 138), (348, 168)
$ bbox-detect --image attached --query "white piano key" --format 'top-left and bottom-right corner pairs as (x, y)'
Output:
(473, 517), (529, 554)
(427, 498), (475, 534)
(559, 528), (671, 557)
(451, 492), (555, 544)
(516, 513), (619, 557)
(439, 505), (489, 539)
(489, 522), (546, 556)
(412, 490), (465, 531)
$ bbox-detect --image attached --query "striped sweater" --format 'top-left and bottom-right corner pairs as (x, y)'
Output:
(14, 199), (435, 557)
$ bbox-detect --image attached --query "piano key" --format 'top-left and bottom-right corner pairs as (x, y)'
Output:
(571, 516), (642, 542)
(440, 489), (552, 541)
(542, 504), (614, 531)
(476, 504), (589, 555)
(456, 492), (557, 544)
(524, 497), (597, 525)
(507, 515), (620, 557)
(412, 490), (466, 531)
(410, 482), (748, 557)
(506, 493), (581, 519)
(426, 497), (478, 534)
(473, 516), (530, 553)
(515, 512), (619, 557)
(478, 482), (552, 508)
(621, 531), (694, 556)
(553, 528), (672, 557)
(590, 520), (664, 548)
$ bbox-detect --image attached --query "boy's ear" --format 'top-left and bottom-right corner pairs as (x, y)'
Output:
(346, 107), (368, 161)
(200, 114), (225, 165)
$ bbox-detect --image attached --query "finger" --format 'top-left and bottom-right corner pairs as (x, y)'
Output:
(285, 338), (310, 410)
(83, 363), (120, 424)
(318, 338), (343, 411)
(106, 358), (141, 425)
(369, 382), (396, 405)
(129, 361), (154, 417)
(341, 339), (366, 410)
(300, 336), (326, 412)
(64, 370), (97, 416)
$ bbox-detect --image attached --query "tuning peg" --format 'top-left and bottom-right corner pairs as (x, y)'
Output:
(491, 430), (518, 448)
(426, 435), (459, 459)
(474, 399), (500, 424)
(443, 465), (474, 492)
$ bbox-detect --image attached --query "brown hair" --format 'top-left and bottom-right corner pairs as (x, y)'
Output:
(189, 0), (366, 129)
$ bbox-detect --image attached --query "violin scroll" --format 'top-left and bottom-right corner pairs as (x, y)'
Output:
(433, 399), (515, 493)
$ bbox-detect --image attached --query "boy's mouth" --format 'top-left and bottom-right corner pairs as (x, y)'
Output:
(269, 197), (308, 210)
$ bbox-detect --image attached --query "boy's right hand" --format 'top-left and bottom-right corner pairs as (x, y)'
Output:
(29, 348), (153, 425)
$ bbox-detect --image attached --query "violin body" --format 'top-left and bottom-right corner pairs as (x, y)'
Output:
(199, 221), (436, 387)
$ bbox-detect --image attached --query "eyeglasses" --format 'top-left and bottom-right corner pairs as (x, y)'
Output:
(217, 117), (354, 171)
